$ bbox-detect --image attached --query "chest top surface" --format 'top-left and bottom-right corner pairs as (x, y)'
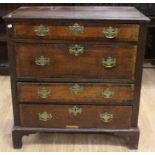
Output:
(4, 6), (150, 23)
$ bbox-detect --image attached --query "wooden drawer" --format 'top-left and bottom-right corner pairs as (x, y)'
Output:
(17, 83), (134, 104)
(13, 23), (139, 41)
(20, 104), (132, 129)
(15, 43), (137, 81)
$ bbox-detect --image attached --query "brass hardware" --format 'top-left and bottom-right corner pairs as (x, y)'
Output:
(69, 105), (82, 116)
(69, 44), (84, 56)
(35, 56), (50, 66)
(34, 25), (49, 37)
(38, 87), (51, 99)
(99, 112), (113, 123)
(102, 56), (116, 68)
(69, 23), (84, 34)
(101, 89), (114, 98)
(70, 84), (83, 95)
(66, 125), (79, 128)
(38, 111), (52, 122)
(103, 26), (118, 39)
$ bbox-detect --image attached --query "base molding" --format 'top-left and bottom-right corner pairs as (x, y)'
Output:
(12, 126), (140, 149)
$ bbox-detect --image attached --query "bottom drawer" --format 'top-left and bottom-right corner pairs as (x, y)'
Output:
(20, 104), (132, 129)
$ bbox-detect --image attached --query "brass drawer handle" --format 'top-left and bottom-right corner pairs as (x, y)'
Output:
(102, 56), (116, 68)
(103, 26), (118, 39)
(99, 112), (113, 123)
(70, 84), (83, 95)
(69, 105), (82, 116)
(38, 87), (51, 99)
(35, 56), (50, 66)
(69, 44), (84, 56)
(38, 111), (52, 122)
(101, 89), (114, 98)
(34, 25), (49, 37)
(69, 23), (84, 34)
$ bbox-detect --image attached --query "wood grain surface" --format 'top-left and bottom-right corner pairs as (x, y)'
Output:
(13, 23), (139, 41)
(0, 69), (155, 151)
(17, 82), (134, 104)
(3, 6), (150, 22)
(15, 43), (137, 81)
(20, 104), (132, 129)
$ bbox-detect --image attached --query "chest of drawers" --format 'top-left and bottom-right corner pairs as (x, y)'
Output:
(4, 6), (149, 149)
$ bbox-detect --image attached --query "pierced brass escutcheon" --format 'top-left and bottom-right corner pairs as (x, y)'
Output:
(102, 56), (116, 68)
(38, 87), (51, 99)
(69, 23), (84, 34)
(35, 56), (50, 66)
(70, 84), (83, 95)
(34, 25), (49, 37)
(38, 111), (52, 122)
(101, 89), (114, 98)
(69, 105), (82, 116)
(99, 112), (113, 123)
(103, 26), (118, 39)
(69, 44), (84, 56)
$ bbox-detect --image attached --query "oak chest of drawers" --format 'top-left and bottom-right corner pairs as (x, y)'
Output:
(4, 6), (149, 149)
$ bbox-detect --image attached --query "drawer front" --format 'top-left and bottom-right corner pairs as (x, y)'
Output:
(20, 104), (132, 129)
(15, 43), (137, 81)
(13, 23), (139, 41)
(17, 83), (134, 104)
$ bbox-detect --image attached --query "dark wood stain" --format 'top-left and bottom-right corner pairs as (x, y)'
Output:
(17, 82), (134, 104)
(3, 6), (150, 23)
(4, 6), (149, 149)
(20, 104), (132, 129)
(15, 43), (137, 81)
(13, 23), (139, 41)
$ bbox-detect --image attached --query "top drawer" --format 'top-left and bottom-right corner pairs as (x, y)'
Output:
(13, 23), (139, 42)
